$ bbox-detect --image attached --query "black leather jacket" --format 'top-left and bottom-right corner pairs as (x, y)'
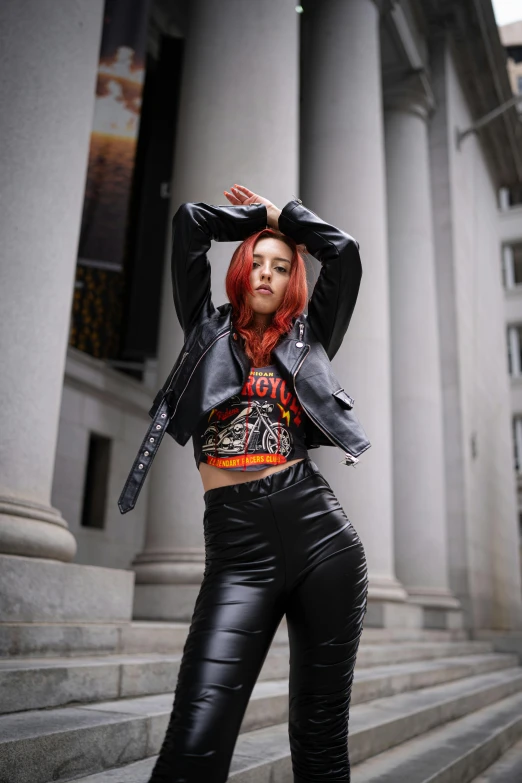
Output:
(118, 198), (371, 514)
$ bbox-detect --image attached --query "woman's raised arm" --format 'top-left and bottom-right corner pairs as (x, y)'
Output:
(279, 199), (361, 361)
(171, 200), (267, 337)
(225, 185), (361, 360)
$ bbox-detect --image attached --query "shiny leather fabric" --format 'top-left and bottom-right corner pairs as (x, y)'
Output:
(118, 199), (371, 514)
(148, 457), (369, 783)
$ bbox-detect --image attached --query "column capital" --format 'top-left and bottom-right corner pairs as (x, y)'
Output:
(384, 73), (436, 121)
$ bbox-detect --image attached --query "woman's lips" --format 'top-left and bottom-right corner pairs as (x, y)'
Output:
(257, 288), (273, 295)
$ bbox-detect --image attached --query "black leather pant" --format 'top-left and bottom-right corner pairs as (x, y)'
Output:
(148, 457), (369, 783)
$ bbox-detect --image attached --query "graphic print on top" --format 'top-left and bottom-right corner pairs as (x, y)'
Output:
(193, 364), (309, 471)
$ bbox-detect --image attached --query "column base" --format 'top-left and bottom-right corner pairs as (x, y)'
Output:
(365, 597), (422, 629)
(366, 583), (464, 631)
(133, 583), (202, 622)
(407, 587), (463, 630)
(365, 599), (464, 630)
(0, 496), (76, 562)
(132, 548), (205, 621)
(472, 630), (522, 664)
(367, 573), (410, 603)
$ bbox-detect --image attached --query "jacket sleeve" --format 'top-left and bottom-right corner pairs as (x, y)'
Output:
(278, 199), (362, 361)
(171, 201), (268, 337)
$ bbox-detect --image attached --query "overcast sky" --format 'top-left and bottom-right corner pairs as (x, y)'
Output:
(491, 0), (522, 26)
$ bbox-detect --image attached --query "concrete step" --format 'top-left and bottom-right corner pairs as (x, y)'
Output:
(468, 735), (522, 782)
(2, 664), (522, 783)
(123, 620), (292, 656)
(356, 640), (495, 666)
(0, 647), (291, 714)
(0, 641), (506, 714)
(351, 690), (522, 782)
(0, 620), (288, 659)
(65, 671), (522, 783)
(351, 652), (519, 702)
(0, 620), (470, 658)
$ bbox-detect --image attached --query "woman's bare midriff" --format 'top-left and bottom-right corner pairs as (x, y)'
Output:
(198, 457), (306, 493)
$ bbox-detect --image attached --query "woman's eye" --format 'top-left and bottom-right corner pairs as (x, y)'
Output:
(252, 262), (287, 273)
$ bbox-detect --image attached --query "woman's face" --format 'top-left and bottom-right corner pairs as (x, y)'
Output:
(247, 236), (293, 321)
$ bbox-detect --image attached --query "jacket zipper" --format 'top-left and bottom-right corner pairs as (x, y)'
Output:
(171, 329), (231, 418)
(292, 340), (360, 466)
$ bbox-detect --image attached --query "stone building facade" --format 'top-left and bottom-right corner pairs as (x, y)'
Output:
(1, 0), (522, 649)
(499, 20), (522, 583)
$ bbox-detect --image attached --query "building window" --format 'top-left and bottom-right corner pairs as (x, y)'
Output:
(507, 325), (522, 376)
(513, 417), (522, 474)
(80, 432), (112, 529)
(499, 185), (522, 208)
(502, 243), (522, 288)
(514, 245), (522, 285)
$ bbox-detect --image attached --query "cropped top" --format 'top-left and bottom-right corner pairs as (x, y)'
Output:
(192, 364), (309, 471)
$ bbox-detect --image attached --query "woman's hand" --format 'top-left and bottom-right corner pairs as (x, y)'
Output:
(223, 184), (281, 230)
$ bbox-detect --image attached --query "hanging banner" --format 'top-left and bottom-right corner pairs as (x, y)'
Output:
(71, 0), (150, 359)
(78, 0), (150, 269)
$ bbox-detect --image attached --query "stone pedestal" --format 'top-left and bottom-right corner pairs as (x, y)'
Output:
(384, 78), (461, 628)
(0, 553), (135, 657)
(0, 554), (134, 624)
(299, 0), (409, 622)
(133, 0), (300, 620)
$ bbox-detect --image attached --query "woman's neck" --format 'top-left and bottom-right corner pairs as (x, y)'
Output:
(251, 313), (272, 331)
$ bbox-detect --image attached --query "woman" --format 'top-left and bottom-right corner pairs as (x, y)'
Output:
(125, 185), (370, 782)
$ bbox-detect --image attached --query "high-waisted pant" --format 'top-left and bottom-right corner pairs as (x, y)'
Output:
(148, 457), (369, 783)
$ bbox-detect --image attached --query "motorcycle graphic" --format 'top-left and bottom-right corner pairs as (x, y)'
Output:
(201, 397), (293, 458)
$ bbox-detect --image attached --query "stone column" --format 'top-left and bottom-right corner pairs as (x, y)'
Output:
(0, 0), (104, 562)
(384, 78), (461, 625)
(132, 0), (299, 620)
(300, 0), (409, 625)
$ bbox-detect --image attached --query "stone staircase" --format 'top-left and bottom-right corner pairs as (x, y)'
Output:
(2, 623), (522, 783)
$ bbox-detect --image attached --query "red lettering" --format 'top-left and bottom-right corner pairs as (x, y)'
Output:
(212, 406), (239, 422)
(268, 377), (281, 398)
(256, 377), (269, 397)
(280, 380), (291, 406)
(238, 371), (302, 426)
(241, 375), (254, 396)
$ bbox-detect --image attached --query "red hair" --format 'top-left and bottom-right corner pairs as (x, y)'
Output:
(225, 228), (308, 367)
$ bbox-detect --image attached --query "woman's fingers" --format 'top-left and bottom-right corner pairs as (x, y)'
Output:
(232, 184), (272, 209)
(226, 184), (268, 208)
(233, 184), (253, 194)
(231, 190), (246, 204)
(223, 190), (241, 204)
(231, 185), (248, 203)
